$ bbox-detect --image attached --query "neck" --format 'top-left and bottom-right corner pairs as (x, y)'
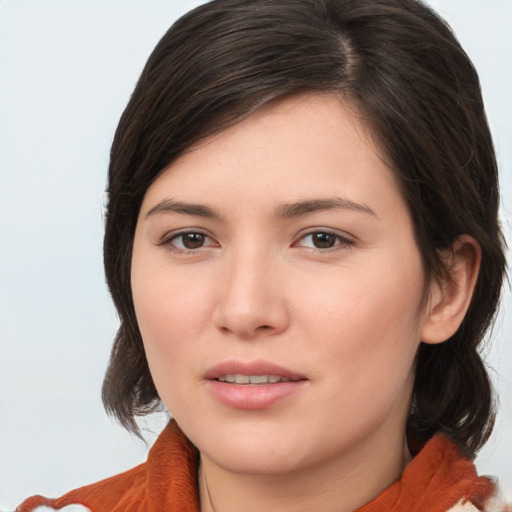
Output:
(198, 428), (409, 512)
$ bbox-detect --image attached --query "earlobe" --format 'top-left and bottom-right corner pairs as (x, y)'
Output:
(421, 235), (481, 345)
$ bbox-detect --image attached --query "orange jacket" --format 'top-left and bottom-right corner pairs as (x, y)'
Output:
(17, 421), (498, 512)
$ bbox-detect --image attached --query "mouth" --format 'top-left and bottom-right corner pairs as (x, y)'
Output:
(216, 374), (303, 385)
(205, 360), (306, 383)
(204, 361), (307, 410)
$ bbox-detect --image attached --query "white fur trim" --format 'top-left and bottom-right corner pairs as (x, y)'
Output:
(447, 500), (479, 511)
(30, 506), (91, 512)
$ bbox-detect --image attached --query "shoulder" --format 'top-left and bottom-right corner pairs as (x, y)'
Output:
(16, 421), (199, 512)
(399, 434), (508, 512)
(16, 461), (147, 512)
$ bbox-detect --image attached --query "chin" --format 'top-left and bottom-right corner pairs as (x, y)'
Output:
(184, 418), (313, 474)
(206, 444), (309, 476)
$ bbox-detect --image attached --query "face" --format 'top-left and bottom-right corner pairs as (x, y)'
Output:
(131, 94), (432, 476)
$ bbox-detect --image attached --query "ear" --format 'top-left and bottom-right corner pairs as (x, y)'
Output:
(421, 235), (481, 345)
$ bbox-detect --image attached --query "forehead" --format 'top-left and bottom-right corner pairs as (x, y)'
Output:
(190, 94), (377, 160)
(140, 93), (402, 220)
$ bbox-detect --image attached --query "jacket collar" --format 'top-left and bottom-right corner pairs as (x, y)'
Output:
(19, 421), (495, 512)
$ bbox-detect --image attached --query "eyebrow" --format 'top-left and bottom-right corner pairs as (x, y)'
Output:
(144, 196), (377, 221)
(275, 197), (377, 219)
(145, 199), (223, 220)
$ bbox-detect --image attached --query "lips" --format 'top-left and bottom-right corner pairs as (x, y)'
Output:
(204, 360), (307, 409)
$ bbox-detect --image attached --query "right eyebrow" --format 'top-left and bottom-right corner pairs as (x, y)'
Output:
(144, 199), (223, 221)
(275, 197), (377, 219)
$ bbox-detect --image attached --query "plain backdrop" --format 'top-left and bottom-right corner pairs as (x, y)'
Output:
(0, 0), (511, 509)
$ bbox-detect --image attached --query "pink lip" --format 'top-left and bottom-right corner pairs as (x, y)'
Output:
(204, 360), (308, 410)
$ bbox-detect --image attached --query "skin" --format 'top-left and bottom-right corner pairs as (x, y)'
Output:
(131, 94), (480, 512)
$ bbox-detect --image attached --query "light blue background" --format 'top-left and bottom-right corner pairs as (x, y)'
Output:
(0, 1), (510, 508)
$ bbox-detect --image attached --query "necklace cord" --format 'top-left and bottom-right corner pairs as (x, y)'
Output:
(201, 456), (217, 512)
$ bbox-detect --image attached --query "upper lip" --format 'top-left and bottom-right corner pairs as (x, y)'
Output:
(204, 360), (307, 381)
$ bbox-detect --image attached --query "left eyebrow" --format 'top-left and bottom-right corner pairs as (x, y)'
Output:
(275, 197), (378, 219)
(144, 199), (223, 220)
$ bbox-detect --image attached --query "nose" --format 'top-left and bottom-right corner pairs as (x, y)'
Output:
(212, 250), (290, 340)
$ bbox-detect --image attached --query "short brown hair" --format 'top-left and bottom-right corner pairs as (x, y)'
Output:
(102, 0), (506, 458)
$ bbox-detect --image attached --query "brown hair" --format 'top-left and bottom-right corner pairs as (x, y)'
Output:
(102, 0), (506, 458)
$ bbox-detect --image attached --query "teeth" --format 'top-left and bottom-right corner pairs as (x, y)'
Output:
(217, 374), (295, 385)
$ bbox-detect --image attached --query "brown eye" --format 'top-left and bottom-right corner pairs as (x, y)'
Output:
(296, 230), (355, 251)
(179, 232), (206, 249)
(311, 232), (337, 249)
(163, 231), (217, 252)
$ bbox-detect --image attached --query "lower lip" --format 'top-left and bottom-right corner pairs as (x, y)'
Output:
(205, 380), (307, 410)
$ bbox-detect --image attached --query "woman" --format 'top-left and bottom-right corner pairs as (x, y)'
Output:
(18, 0), (508, 510)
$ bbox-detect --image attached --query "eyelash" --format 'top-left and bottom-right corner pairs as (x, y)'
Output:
(158, 229), (355, 254)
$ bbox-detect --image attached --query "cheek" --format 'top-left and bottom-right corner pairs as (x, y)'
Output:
(134, 277), (206, 343)
(131, 230), (212, 342)
(130, 242), (214, 408)
(296, 250), (425, 382)
(132, 274), (211, 374)
(132, 282), (204, 414)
